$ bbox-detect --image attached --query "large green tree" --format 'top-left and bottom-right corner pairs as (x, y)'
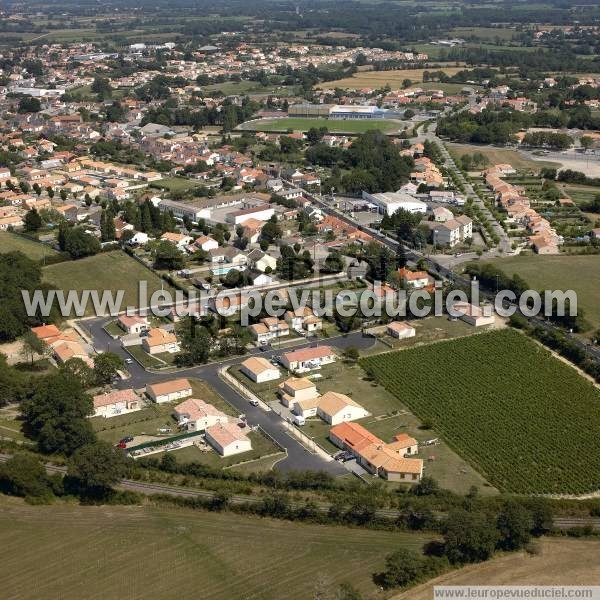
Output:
(93, 352), (123, 385)
(21, 372), (95, 455)
(0, 252), (58, 342)
(443, 510), (499, 564)
(68, 441), (131, 493)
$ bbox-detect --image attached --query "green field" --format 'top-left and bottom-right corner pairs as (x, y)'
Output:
(42, 251), (173, 316)
(0, 498), (432, 600)
(486, 255), (600, 331)
(150, 176), (199, 193)
(559, 183), (600, 206)
(447, 143), (560, 171)
(239, 117), (405, 134)
(450, 26), (518, 41)
(361, 329), (600, 494)
(0, 232), (57, 261)
(154, 429), (284, 470)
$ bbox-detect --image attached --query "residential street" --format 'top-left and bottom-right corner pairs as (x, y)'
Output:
(82, 315), (376, 474)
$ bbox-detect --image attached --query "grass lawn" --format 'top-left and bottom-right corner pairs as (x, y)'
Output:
(0, 232), (57, 261)
(485, 254), (600, 331)
(104, 320), (124, 338)
(92, 401), (177, 445)
(240, 117), (404, 134)
(376, 316), (476, 350)
(230, 355), (495, 495)
(149, 176), (198, 193)
(93, 378), (240, 446)
(558, 183), (600, 206)
(447, 143), (560, 171)
(42, 251), (173, 316)
(0, 497), (433, 600)
(126, 345), (168, 369)
(362, 329), (600, 494)
(450, 26), (518, 41)
(0, 415), (26, 443)
(154, 429), (284, 470)
(316, 66), (470, 89)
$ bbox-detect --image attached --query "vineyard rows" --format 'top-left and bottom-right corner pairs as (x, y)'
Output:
(361, 329), (600, 495)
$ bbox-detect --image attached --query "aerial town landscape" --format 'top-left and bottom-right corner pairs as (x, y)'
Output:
(1, 0), (600, 598)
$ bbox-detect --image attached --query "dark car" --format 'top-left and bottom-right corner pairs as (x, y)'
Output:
(120, 435), (134, 444)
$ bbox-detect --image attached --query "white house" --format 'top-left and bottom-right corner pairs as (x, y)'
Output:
(161, 232), (193, 250)
(117, 314), (149, 335)
(146, 378), (193, 403)
(142, 328), (179, 354)
(316, 391), (368, 425)
(92, 389), (141, 418)
(128, 231), (149, 245)
(192, 235), (219, 252)
(278, 377), (319, 409)
(240, 356), (280, 383)
(205, 422), (252, 457)
(397, 268), (431, 290)
(280, 345), (336, 373)
(284, 307), (323, 333)
(451, 302), (496, 327)
(247, 249), (277, 273)
(174, 398), (228, 432)
(387, 321), (416, 339)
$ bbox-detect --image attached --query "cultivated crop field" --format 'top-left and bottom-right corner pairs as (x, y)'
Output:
(0, 498), (433, 600)
(316, 66), (469, 89)
(361, 329), (600, 494)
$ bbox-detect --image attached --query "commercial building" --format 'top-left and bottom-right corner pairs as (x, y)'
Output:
(361, 190), (427, 216)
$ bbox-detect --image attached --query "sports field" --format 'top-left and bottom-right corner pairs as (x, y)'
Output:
(0, 232), (57, 261)
(0, 497), (432, 600)
(240, 117), (405, 134)
(361, 329), (600, 494)
(486, 254), (600, 330)
(42, 251), (173, 316)
(316, 66), (470, 89)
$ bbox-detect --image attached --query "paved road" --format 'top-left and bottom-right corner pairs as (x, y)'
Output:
(83, 315), (376, 474)
(434, 140), (513, 254)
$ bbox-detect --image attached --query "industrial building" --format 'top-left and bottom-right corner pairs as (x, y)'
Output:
(361, 191), (427, 216)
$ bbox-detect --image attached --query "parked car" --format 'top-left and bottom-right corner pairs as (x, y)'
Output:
(120, 435), (134, 444)
(249, 399), (259, 407)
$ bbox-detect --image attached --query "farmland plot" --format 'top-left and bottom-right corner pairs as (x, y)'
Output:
(361, 329), (600, 494)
